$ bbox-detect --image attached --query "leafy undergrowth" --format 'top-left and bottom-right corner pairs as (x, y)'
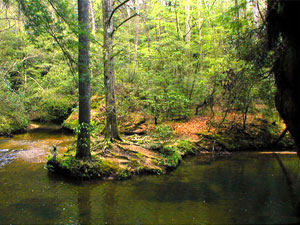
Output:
(46, 137), (198, 180)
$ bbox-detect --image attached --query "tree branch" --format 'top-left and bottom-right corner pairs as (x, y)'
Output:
(46, 0), (71, 26)
(183, 24), (196, 40)
(273, 127), (288, 146)
(112, 13), (138, 35)
(0, 17), (20, 20)
(256, 0), (266, 25)
(108, 0), (130, 25)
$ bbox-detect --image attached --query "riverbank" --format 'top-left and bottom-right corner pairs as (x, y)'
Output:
(47, 112), (295, 180)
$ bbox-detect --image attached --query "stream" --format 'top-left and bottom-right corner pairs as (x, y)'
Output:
(0, 124), (300, 224)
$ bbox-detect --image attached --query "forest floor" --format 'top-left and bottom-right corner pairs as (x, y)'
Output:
(47, 109), (296, 180)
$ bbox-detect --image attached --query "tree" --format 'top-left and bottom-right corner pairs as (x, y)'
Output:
(76, 0), (91, 159)
(102, 0), (121, 141)
(102, 0), (137, 141)
(266, 0), (300, 155)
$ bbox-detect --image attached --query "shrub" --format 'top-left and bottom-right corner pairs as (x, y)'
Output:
(152, 125), (174, 140)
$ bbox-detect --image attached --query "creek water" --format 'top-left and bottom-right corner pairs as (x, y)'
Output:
(0, 124), (300, 224)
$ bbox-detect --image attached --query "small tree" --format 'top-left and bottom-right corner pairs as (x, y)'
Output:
(102, 0), (138, 141)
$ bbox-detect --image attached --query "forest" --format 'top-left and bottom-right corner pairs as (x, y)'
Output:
(1, 0), (300, 224)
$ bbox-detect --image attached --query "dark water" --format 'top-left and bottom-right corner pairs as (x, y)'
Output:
(1, 125), (300, 224)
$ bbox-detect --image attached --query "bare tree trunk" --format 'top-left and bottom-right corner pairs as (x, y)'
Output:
(133, 1), (139, 74)
(198, 0), (202, 41)
(77, 0), (91, 159)
(88, 0), (96, 34)
(185, 0), (191, 42)
(103, 0), (121, 141)
(142, 0), (152, 68)
(252, 0), (259, 28)
(174, 0), (181, 40)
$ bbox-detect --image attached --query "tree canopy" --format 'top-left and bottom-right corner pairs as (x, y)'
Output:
(0, 0), (281, 145)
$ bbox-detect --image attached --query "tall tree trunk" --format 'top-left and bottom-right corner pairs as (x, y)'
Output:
(103, 0), (121, 141)
(88, 0), (96, 34)
(77, 0), (91, 159)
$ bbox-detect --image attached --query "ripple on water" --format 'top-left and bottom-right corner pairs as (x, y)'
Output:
(0, 149), (18, 168)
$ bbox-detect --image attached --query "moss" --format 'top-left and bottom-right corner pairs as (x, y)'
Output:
(136, 165), (163, 175)
(117, 167), (132, 180)
(129, 158), (141, 168)
(62, 117), (78, 131)
(46, 155), (120, 180)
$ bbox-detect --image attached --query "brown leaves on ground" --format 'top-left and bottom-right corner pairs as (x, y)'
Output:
(171, 116), (212, 141)
(170, 112), (281, 142)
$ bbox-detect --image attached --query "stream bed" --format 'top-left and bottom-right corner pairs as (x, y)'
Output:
(0, 124), (300, 224)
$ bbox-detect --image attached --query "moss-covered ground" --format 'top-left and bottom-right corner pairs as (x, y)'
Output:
(47, 137), (198, 180)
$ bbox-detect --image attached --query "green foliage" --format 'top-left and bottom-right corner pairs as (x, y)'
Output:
(0, 76), (29, 135)
(62, 109), (78, 131)
(158, 145), (182, 168)
(176, 139), (196, 154)
(1, 0), (274, 136)
(118, 167), (132, 179)
(143, 86), (191, 121)
(152, 125), (174, 140)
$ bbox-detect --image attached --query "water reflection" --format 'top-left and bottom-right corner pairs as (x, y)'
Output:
(14, 197), (62, 220)
(273, 153), (300, 218)
(78, 186), (92, 225)
(133, 179), (219, 203)
(1, 148), (300, 224)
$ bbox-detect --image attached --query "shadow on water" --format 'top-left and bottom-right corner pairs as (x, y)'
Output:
(273, 153), (300, 219)
(0, 197), (62, 224)
(133, 179), (219, 203)
(13, 197), (62, 220)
